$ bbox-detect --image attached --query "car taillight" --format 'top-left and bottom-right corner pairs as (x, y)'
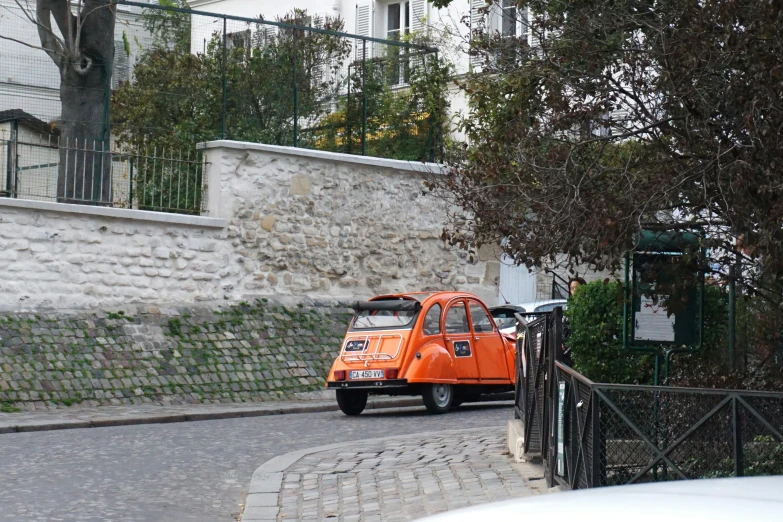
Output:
(333, 370), (346, 381)
(386, 368), (399, 379)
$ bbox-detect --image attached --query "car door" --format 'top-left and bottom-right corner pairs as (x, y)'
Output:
(443, 299), (479, 380)
(468, 300), (509, 380)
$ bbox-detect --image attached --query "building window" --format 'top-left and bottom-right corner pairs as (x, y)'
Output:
(226, 30), (251, 51)
(501, 0), (517, 37)
(386, 1), (409, 42)
(383, 1), (410, 85)
(112, 40), (130, 89)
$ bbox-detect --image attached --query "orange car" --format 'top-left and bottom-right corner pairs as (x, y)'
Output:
(326, 292), (517, 415)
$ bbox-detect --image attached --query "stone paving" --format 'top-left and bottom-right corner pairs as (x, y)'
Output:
(247, 427), (544, 522)
(0, 402), (515, 521)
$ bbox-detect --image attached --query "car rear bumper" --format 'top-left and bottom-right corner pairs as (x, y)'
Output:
(327, 379), (408, 389)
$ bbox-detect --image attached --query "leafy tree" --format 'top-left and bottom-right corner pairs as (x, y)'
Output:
(433, 0), (783, 308)
(111, 6), (351, 211)
(307, 34), (452, 162)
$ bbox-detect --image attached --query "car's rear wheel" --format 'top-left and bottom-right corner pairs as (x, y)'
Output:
(423, 383), (453, 414)
(336, 389), (368, 416)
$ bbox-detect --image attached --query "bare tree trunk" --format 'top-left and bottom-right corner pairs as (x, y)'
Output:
(57, 57), (113, 204)
(35, 0), (116, 205)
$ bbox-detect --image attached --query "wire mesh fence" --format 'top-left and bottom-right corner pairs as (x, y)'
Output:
(0, 0), (443, 214)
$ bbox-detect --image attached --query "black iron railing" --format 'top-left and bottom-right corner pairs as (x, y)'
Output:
(516, 307), (783, 490)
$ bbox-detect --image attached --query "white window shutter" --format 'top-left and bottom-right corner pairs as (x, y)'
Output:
(519, 6), (529, 41)
(487, 1), (502, 34)
(355, 2), (373, 60)
(252, 25), (275, 49)
(469, 0), (486, 69)
(410, 0), (426, 33)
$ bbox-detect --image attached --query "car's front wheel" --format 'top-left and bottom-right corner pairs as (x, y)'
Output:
(336, 389), (368, 416)
(422, 383), (453, 414)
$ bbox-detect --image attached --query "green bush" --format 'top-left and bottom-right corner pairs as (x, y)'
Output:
(566, 281), (730, 384)
(565, 281), (655, 384)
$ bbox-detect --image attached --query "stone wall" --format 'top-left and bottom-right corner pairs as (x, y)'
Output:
(0, 200), (229, 311)
(0, 300), (352, 411)
(208, 141), (497, 303)
(0, 141), (498, 312)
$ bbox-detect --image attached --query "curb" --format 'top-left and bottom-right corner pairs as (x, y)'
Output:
(242, 426), (498, 521)
(0, 396), (428, 435)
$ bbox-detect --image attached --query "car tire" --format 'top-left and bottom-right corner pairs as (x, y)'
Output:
(336, 389), (368, 416)
(422, 383), (453, 414)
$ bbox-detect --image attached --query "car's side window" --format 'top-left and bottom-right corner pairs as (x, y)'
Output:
(422, 304), (442, 335)
(469, 303), (495, 333)
(445, 301), (470, 334)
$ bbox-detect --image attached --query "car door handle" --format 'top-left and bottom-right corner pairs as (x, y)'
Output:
(445, 338), (451, 342)
(474, 337), (480, 341)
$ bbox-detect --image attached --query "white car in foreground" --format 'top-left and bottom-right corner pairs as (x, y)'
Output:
(414, 476), (783, 522)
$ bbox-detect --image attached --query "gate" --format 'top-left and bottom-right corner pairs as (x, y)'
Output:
(516, 307), (564, 474)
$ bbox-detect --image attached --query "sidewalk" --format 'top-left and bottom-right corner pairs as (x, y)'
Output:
(0, 396), (430, 434)
(243, 426), (547, 522)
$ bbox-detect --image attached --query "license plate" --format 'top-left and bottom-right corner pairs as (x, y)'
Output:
(349, 370), (384, 380)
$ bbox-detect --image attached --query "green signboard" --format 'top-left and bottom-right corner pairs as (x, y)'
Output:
(625, 231), (705, 350)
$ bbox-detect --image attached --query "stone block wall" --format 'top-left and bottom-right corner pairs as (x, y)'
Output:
(0, 202), (229, 311)
(0, 141), (498, 312)
(0, 300), (353, 411)
(208, 142), (497, 303)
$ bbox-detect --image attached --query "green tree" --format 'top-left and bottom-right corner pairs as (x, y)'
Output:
(309, 33), (452, 162)
(111, 6), (351, 211)
(565, 281), (655, 384)
(432, 0), (783, 309)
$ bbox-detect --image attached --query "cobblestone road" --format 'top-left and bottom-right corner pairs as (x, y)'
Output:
(274, 429), (540, 522)
(0, 403), (512, 521)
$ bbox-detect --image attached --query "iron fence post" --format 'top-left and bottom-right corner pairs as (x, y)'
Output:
(293, 28), (299, 147)
(129, 156), (134, 209)
(4, 120), (17, 198)
(346, 64), (352, 155)
(361, 39), (367, 156)
(590, 389), (603, 487)
(732, 395), (743, 477)
(221, 17), (228, 139)
(427, 51), (437, 163)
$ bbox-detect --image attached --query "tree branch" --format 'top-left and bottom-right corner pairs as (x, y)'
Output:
(35, 0), (66, 67)
(43, 0), (77, 51)
(0, 33), (64, 55)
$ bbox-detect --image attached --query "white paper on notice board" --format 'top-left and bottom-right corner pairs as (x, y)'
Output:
(634, 296), (675, 342)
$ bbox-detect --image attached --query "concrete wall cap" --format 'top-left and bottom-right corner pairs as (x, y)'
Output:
(198, 140), (447, 175)
(0, 197), (227, 229)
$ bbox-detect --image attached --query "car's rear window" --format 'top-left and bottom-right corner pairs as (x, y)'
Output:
(491, 308), (524, 330)
(352, 309), (417, 330)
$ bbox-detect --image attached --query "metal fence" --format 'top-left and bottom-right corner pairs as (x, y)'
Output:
(516, 308), (783, 489)
(1, 133), (206, 213)
(0, 0), (441, 214)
